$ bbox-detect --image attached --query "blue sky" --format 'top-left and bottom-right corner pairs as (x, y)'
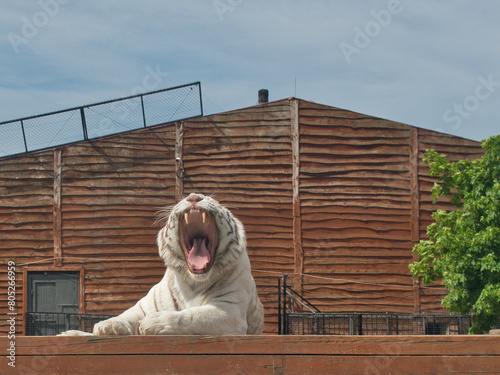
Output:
(1, 0), (499, 149)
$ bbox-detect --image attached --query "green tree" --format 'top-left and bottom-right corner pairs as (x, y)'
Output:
(410, 135), (500, 333)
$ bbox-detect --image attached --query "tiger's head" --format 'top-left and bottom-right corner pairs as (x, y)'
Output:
(157, 193), (247, 281)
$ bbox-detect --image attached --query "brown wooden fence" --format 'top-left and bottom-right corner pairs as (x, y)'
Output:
(1, 335), (499, 374)
(0, 97), (485, 336)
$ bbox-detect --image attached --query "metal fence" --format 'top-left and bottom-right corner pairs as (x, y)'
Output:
(286, 312), (472, 335)
(278, 275), (472, 335)
(25, 312), (115, 336)
(0, 82), (202, 158)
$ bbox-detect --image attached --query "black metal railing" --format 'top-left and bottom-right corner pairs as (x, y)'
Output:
(0, 82), (202, 158)
(278, 275), (472, 335)
(25, 312), (115, 336)
(285, 312), (472, 335)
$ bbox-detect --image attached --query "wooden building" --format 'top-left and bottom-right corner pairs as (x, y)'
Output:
(0, 97), (484, 335)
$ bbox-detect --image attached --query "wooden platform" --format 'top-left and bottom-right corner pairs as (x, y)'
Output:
(1, 335), (499, 374)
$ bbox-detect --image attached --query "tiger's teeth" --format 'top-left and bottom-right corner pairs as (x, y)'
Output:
(184, 213), (189, 224)
(202, 212), (206, 223)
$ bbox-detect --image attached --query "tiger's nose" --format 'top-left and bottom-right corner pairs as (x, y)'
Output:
(187, 193), (203, 207)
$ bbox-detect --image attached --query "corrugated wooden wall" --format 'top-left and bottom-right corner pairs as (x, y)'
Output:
(181, 101), (294, 333)
(298, 100), (415, 313)
(0, 98), (484, 335)
(60, 125), (177, 314)
(295, 102), (484, 315)
(0, 151), (54, 334)
(416, 129), (485, 313)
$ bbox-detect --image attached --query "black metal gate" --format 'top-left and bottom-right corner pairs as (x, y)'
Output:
(278, 275), (472, 335)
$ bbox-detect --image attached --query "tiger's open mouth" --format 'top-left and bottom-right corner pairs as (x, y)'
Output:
(179, 208), (219, 275)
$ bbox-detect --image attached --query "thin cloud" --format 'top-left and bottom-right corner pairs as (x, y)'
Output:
(0, 0), (499, 142)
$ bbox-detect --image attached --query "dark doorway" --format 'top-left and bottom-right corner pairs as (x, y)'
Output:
(26, 271), (79, 335)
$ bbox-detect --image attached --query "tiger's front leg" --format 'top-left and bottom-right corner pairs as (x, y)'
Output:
(92, 283), (164, 335)
(138, 304), (246, 335)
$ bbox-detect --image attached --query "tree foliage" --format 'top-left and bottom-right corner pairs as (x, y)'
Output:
(409, 135), (500, 333)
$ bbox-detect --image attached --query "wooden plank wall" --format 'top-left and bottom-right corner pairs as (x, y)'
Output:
(0, 152), (54, 334)
(181, 101), (294, 333)
(416, 129), (485, 313)
(59, 126), (177, 314)
(1, 335), (499, 374)
(0, 98), (485, 336)
(296, 101), (483, 314)
(298, 101), (415, 313)
(0, 125), (177, 334)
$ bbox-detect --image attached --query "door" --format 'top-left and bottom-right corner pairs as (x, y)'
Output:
(26, 271), (79, 335)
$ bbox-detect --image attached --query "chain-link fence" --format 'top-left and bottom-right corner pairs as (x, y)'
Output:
(25, 312), (116, 336)
(0, 82), (202, 158)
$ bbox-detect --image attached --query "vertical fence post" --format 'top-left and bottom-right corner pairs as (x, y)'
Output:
(175, 122), (185, 201)
(198, 82), (203, 116)
(290, 99), (303, 296)
(53, 149), (63, 267)
(410, 127), (422, 313)
(283, 274), (288, 334)
(20, 120), (28, 152)
(80, 108), (88, 141)
(278, 277), (282, 335)
(141, 95), (147, 128)
(359, 314), (363, 336)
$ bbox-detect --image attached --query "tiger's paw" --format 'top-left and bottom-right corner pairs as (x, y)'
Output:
(139, 311), (180, 335)
(58, 330), (92, 336)
(93, 317), (133, 335)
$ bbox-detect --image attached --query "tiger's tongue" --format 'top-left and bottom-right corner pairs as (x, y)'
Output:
(188, 238), (210, 270)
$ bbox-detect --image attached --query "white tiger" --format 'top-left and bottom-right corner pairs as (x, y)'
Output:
(63, 193), (264, 336)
